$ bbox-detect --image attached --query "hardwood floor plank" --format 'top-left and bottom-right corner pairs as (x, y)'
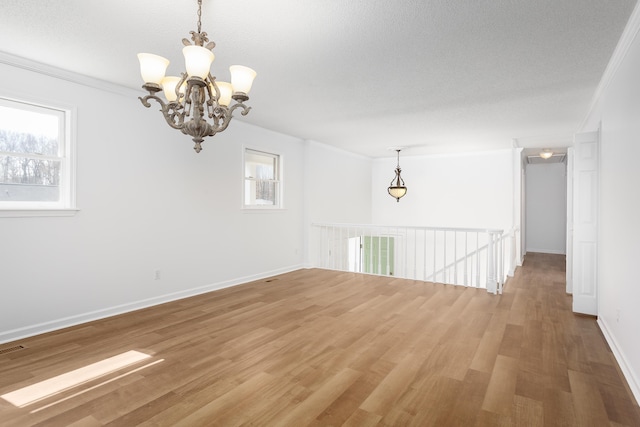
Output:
(481, 354), (519, 415)
(511, 395), (544, 426)
(498, 323), (523, 359)
(315, 371), (387, 425)
(359, 352), (423, 416)
(568, 369), (612, 427)
(542, 387), (576, 427)
(469, 310), (509, 373)
(268, 368), (361, 426)
(341, 408), (382, 426)
(434, 368), (491, 426)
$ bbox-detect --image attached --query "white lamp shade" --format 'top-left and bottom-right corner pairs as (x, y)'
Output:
(161, 76), (185, 102)
(183, 46), (215, 79)
(137, 53), (170, 85)
(388, 186), (407, 199)
(214, 82), (233, 107)
(230, 65), (257, 95)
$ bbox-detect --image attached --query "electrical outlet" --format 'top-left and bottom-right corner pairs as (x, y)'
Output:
(154, 270), (161, 280)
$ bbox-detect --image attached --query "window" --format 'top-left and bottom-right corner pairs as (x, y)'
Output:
(243, 148), (281, 209)
(0, 97), (75, 215)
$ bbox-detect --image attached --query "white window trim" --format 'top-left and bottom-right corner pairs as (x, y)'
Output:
(242, 146), (284, 211)
(0, 96), (78, 217)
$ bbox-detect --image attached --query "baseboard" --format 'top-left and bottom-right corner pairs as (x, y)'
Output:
(0, 264), (304, 345)
(597, 318), (640, 405)
(525, 248), (566, 255)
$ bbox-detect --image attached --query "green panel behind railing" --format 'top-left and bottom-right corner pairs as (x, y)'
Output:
(363, 236), (395, 276)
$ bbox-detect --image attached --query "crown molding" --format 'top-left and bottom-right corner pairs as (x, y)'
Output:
(580, 2), (640, 131)
(0, 51), (140, 98)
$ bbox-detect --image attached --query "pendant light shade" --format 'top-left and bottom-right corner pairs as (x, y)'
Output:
(388, 185), (407, 200)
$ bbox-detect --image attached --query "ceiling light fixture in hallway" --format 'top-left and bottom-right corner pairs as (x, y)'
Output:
(388, 149), (407, 202)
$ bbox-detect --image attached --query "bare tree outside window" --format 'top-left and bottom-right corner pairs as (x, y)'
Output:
(0, 98), (72, 208)
(0, 130), (61, 201)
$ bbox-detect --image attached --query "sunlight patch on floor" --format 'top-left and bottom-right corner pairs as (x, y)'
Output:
(1, 350), (153, 408)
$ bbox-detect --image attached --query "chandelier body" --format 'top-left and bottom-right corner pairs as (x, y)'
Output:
(137, 0), (256, 153)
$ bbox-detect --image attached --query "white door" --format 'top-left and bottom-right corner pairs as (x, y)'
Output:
(571, 131), (599, 315)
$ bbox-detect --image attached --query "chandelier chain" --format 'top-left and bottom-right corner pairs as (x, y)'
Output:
(197, 0), (203, 34)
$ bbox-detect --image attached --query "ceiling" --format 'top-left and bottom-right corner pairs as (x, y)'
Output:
(0, 0), (636, 158)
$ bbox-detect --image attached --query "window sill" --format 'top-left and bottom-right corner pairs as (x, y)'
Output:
(0, 208), (80, 218)
(241, 207), (286, 213)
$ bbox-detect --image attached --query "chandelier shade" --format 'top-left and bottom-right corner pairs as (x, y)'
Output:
(230, 65), (257, 98)
(183, 46), (215, 78)
(161, 76), (185, 102)
(137, 0), (256, 153)
(215, 82), (233, 107)
(388, 149), (407, 202)
(137, 53), (170, 86)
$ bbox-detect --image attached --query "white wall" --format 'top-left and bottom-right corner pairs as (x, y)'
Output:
(580, 7), (640, 401)
(303, 141), (372, 266)
(0, 59), (313, 343)
(371, 149), (514, 231)
(525, 162), (567, 254)
(304, 141), (372, 225)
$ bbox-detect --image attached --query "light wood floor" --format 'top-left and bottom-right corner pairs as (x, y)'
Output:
(0, 253), (638, 426)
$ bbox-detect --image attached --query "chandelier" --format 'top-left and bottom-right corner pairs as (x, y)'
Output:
(137, 0), (256, 153)
(388, 149), (407, 202)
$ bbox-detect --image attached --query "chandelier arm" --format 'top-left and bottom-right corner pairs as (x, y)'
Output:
(210, 103), (250, 134)
(161, 103), (187, 130)
(212, 110), (233, 134)
(208, 73), (220, 102)
(139, 95), (187, 131)
(174, 73), (188, 102)
(230, 102), (252, 117)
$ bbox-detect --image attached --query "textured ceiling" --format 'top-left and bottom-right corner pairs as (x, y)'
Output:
(0, 0), (636, 157)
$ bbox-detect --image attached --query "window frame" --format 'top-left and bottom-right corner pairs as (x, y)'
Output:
(0, 96), (77, 217)
(242, 147), (283, 210)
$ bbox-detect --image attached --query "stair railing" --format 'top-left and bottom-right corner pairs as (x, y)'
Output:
(311, 223), (514, 294)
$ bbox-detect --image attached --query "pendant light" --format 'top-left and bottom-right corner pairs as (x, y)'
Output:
(388, 149), (407, 202)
